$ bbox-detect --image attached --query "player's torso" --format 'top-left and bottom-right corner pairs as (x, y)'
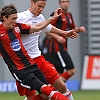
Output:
(52, 12), (73, 31)
(17, 11), (45, 58)
(50, 12), (73, 52)
(0, 24), (35, 71)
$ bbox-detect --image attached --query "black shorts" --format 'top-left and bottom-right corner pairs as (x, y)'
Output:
(13, 64), (48, 93)
(44, 51), (75, 73)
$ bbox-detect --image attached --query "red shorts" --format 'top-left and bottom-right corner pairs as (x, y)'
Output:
(16, 55), (59, 96)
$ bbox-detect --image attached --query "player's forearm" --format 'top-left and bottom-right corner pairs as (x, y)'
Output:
(50, 26), (67, 36)
(46, 32), (62, 40)
(74, 26), (85, 33)
(74, 27), (80, 33)
(30, 18), (57, 33)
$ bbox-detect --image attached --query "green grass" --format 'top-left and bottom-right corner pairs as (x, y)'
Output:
(0, 90), (100, 100)
(72, 90), (100, 100)
(0, 92), (25, 100)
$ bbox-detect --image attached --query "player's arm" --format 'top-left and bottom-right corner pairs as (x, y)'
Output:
(30, 8), (62, 33)
(48, 26), (78, 39)
(46, 32), (66, 44)
(74, 26), (86, 33)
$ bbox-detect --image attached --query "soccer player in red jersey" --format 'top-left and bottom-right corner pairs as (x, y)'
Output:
(42, 0), (85, 82)
(0, 3), (76, 100)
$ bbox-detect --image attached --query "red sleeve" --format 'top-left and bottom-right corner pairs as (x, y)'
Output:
(18, 23), (31, 34)
(20, 23), (31, 30)
(50, 12), (58, 26)
(68, 12), (76, 29)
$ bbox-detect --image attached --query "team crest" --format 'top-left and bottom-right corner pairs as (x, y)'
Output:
(14, 27), (20, 33)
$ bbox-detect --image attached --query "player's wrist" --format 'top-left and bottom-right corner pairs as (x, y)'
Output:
(78, 27), (81, 32)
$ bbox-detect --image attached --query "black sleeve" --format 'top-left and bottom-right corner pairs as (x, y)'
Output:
(17, 23), (30, 34)
(49, 12), (54, 17)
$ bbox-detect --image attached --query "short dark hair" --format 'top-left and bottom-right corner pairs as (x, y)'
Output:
(31, 0), (47, 3)
(0, 4), (17, 22)
(59, 0), (70, 3)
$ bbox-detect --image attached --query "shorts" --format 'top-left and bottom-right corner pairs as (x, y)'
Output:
(15, 64), (48, 96)
(34, 55), (59, 84)
(16, 81), (37, 96)
(16, 55), (60, 96)
(45, 51), (75, 73)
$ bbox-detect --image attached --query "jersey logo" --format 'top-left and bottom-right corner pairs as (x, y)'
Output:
(32, 22), (37, 24)
(10, 39), (21, 51)
(14, 27), (20, 33)
(62, 18), (66, 21)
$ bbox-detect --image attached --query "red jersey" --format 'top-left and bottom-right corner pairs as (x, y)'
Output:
(0, 23), (35, 73)
(49, 11), (76, 52)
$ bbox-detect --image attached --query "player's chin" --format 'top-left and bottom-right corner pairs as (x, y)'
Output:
(36, 12), (41, 16)
(11, 26), (15, 29)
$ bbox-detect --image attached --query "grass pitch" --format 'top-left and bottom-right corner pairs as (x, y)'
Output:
(0, 90), (100, 100)
(72, 90), (100, 100)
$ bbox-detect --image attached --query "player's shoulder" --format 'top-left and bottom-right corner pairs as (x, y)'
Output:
(37, 14), (45, 21)
(0, 23), (6, 34)
(17, 11), (27, 18)
(38, 14), (45, 18)
(17, 11), (29, 22)
(0, 22), (2, 27)
(0, 23), (2, 31)
(67, 12), (73, 16)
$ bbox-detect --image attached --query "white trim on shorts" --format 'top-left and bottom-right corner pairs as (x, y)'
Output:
(13, 73), (31, 89)
(57, 51), (66, 67)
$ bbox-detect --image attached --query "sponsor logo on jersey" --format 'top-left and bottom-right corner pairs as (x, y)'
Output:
(32, 21), (37, 24)
(10, 39), (21, 51)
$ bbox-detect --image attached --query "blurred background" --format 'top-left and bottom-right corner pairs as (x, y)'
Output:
(0, 0), (100, 93)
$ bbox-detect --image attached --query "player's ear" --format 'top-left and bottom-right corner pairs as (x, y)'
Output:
(3, 16), (7, 21)
(30, 0), (34, 6)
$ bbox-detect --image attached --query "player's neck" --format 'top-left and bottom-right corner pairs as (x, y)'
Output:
(62, 10), (68, 13)
(2, 23), (8, 29)
(2, 23), (12, 30)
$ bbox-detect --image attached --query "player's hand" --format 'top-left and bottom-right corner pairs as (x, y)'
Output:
(78, 26), (85, 33)
(66, 30), (78, 39)
(52, 8), (62, 19)
(48, 8), (62, 22)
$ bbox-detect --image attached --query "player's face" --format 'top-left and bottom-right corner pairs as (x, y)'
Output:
(30, 1), (46, 16)
(59, 0), (70, 12)
(3, 14), (18, 29)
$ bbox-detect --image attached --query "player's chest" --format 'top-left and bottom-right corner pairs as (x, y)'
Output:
(59, 14), (72, 25)
(0, 28), (21, 43)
